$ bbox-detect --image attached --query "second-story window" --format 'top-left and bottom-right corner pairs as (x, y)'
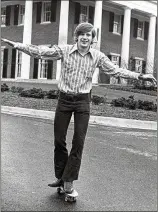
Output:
(42, 1), (51, 23)
(80, 5), (88, 23)
(18, 5), (25, 25)
(79, 4), (94, 24)
(133, 19), (149, 40)
(109, 12), (123, 35)
(113, 14), (121, 34)
(137, 21), (144, 39)
(1, 7), (6, 26)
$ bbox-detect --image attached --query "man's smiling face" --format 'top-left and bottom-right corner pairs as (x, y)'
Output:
(77, 30), (93, 50)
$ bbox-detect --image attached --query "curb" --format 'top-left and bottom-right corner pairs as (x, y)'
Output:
(1, 106), (157, 131)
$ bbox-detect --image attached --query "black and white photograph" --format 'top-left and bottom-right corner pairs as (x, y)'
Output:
(1, 0), (157, 211)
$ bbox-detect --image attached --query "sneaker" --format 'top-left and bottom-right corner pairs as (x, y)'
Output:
(48, 179), (63, 187)
(64, 181), (73, 193)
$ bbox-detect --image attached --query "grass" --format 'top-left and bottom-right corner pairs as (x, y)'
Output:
(1, 89), (157, 121)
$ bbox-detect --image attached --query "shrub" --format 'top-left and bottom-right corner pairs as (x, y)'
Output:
(137, 100), (157, 111)
(11, 86), (24, 93)
(133, 80), (157, 91)
(101, 84), (157, 96)
(46, 89), (59, 99)
(19, 88), (46, 99)
(111, 95), (157, 112)
(124, 95), (137, 110)
(1, 83), (9, 92)
(92, 95), (106, 105)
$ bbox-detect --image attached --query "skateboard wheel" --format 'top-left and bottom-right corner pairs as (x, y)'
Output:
(65, 196), (76, 202)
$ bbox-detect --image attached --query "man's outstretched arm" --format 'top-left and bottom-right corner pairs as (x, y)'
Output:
(1, 38), (63, 60)
(97, 54), (157, 85)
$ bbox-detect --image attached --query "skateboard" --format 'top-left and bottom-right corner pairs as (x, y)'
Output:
(57, 186), (78, 202)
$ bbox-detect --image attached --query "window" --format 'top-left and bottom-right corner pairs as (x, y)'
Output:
(110, 54), (120, 66)
(137, 21), (144, 39)
(1, 48), (4, 77)
(41, 1), (51, 23)
(135, 57), (144, 73)
(18, 5), (25, 25)
(79, 5), (94, 24)
(16, 51), (22, 78)
(109, 53), (120, 84)
(113, 14), (121, 34)
(38, 59), (48, 79)
(1, 7), (6, 26)
(80, 5), (88, 23)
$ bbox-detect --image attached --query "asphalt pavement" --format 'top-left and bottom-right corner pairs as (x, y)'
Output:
(1, 114), (157, 211)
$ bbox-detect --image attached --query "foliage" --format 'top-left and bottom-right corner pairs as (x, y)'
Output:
(46, 89), (59, 99)
(10, 86), (24, 93)
(91, 95), (106, 105)
(1, 83), (157, 112)
(19, 88), (46, 99)
(133, 80), (157, 91)
(1, 83), (9, 92)
(111, 95), (157, 112)
(101, 84), (157, 96)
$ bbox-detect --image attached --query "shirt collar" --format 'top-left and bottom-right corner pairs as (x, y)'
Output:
(69, 43), (95, 59)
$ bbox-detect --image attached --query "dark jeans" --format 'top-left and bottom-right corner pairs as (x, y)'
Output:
(54, 91), (91, 182)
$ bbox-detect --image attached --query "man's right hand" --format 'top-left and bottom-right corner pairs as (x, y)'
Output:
(1, 38), (16, 47)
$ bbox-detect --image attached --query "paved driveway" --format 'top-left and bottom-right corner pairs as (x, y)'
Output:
(1, 114), (157, 211)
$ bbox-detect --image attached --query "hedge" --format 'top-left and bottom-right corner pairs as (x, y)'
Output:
(111, 95), (157, 112)
(1, 84), (157, 111)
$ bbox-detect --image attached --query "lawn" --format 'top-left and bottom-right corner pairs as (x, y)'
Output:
(1, 85), (157, 121)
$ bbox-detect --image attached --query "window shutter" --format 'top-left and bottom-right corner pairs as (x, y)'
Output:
(11, 49), (17, 78)
(36, 2), (42, 23)
(144, 22), (149, 40)
(133, 18), (138, 38)
(121, 15), (124, 34)
(51, 0), (57, 22)
(14, 5), (19, 25)
(33, 58), (39, 79)
(6, 6), (11, 26)
(109, 12), (114, 32)
(74, 2), (81, 24)
(107, 55), (112, 60)
(89, 6), (94, 24)
(2, 49), (8, 78)
(131, 59), (136, 71)
(119, 56), (121, 66)
(47, 60), (53, 79)
(142, 61), (146, 74)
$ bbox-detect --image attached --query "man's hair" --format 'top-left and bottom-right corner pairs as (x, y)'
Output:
(74, 22), (96, 43)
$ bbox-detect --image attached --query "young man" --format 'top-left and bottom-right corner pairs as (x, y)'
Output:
(2, 23), (156, 195)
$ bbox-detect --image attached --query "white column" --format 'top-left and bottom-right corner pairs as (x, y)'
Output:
(56, 0), (69, 80)
(120, 7), (132, 85)
(92, 0), (103, 84)
(146, 15), (156, 74)
(21, 0), (33, 79)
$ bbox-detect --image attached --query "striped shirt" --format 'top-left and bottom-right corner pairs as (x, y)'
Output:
(15, 42), (140, 94)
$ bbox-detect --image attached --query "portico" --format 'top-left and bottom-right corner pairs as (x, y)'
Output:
(1, 0), (157, 84)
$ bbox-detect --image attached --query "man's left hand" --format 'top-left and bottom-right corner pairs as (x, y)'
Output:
(139, 73), (157, 86)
